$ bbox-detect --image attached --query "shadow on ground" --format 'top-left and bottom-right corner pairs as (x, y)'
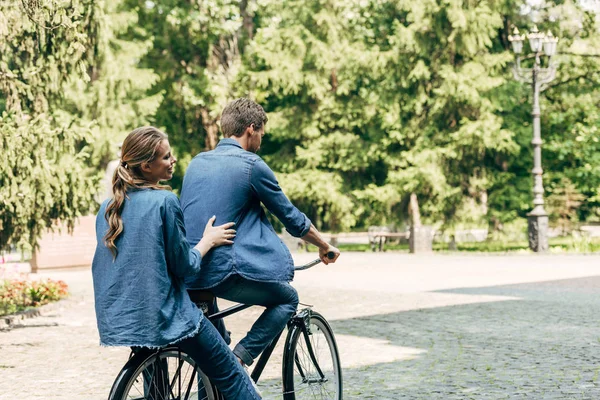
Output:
(268, 276), (600, 399)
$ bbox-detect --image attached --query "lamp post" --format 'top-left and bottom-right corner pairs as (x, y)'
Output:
(508, 26), (558, 253)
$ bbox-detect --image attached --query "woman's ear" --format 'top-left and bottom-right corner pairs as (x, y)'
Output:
(140, 162), (152, 173)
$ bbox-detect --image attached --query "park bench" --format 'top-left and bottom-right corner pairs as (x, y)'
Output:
(280, 229), (409, 252)
(367, 226), (409, 252)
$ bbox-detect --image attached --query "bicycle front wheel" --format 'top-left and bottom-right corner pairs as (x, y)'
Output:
(108, 347), (218, 400)
(283, 311), (343, 400)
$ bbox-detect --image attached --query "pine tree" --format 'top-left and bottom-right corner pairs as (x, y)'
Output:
(62, 0), (161, 171)
(123, 0), (248, 191)
(547, 177), (586, 234)
(242, 0), (520, 230)
(0, 0), (102, 251)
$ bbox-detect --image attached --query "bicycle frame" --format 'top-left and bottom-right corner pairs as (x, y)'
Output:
(203, 254), (335, 385)
(205, 298), (316, 384)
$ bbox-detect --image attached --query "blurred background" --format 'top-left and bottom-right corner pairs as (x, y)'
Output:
(2, 0), (600, 256)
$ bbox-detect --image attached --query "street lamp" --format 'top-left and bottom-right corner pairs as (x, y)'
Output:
(508, 26), (558, 253)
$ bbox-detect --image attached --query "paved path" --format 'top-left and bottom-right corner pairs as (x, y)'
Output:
(2, 253), (600, 399)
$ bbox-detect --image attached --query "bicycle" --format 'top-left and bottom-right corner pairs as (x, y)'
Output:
(108, 253), (343, 400)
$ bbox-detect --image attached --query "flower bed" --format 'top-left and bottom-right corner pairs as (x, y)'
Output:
(0, 279), (69, 316)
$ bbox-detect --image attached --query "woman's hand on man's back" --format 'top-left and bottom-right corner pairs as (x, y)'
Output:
(194, 216), (236, 257)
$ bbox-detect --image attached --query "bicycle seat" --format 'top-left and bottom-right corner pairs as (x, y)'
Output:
(188, 289), (215, 303)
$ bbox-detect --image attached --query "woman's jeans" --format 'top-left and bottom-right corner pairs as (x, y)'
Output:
(209, 274), (299, 366)
(133, 316), (260, 400)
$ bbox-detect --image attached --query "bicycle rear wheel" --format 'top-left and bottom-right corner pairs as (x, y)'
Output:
(108, 347), (218, 400)
(283, 311), (342, 400)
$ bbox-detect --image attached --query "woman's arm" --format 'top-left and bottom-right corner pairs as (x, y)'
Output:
(163, 195), (236, 278)
(163, 195), (202, 278)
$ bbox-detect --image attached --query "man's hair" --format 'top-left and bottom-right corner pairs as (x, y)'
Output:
(220, 98), (268, 138)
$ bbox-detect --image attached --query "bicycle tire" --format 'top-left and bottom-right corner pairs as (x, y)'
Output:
(108, 346), (218, 400)
(282, 311), (343, 400)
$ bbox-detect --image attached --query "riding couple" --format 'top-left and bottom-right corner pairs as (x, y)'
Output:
(92, 98), (341, 399)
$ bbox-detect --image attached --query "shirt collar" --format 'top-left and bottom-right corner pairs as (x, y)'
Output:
(217, 138), (243, 149)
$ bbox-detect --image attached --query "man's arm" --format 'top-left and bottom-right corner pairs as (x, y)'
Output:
(250, 159), (311, 237)
(301, 223), (341, 265)
(250, 160), (340, 263)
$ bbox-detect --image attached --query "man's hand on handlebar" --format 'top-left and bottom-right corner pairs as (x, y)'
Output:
(319, 245), (340, 265)
(300, 223), (340, 265)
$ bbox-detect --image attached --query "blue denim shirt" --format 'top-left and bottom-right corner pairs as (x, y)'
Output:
(92, 189), (203, 348)
(180, 138), (311, 289)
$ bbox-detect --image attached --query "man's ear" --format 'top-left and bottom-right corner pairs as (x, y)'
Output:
(246, 123), (255, 136)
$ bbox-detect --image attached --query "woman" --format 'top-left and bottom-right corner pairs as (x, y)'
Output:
(92, 126), (261, 399)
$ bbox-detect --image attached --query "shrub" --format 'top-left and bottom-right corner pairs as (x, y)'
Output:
(0, 279), (69, 316)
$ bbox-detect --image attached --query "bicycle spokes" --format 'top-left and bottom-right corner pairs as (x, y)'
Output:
(122, 350), (214, 400)
(288, 318), (341, 399)
(301, 327), (328, 381)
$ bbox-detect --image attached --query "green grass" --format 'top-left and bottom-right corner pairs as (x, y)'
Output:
(336, 243), (409, 252)
(323, 236), (600, 254)
(435, 241), (529, 253)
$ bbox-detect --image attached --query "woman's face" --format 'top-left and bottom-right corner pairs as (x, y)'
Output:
(143, 139), (177, 184)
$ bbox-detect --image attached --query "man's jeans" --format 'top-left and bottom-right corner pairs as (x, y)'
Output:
(210, 274), (299, 366)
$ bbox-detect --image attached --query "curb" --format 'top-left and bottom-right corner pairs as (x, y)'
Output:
(0, 298), (70, 331)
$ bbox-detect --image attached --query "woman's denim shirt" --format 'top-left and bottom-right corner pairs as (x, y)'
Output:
(180, 139), (311, 289)
(92, 189), (202, 348)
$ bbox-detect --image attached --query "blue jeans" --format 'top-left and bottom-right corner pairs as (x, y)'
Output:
(211, 274), (299, 366)
(134, 316), (260, 400)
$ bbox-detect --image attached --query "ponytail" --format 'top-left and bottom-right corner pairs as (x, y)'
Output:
(103, 127), (169, 259)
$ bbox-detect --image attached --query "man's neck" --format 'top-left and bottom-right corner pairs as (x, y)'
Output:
(228, 135), (250, 151)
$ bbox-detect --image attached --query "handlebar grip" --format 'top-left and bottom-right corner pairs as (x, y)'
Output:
(327, 251), (336, 259)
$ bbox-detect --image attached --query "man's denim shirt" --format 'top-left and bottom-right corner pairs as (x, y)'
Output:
(92, 189), (203, 348)
(180, 138), (311, 290)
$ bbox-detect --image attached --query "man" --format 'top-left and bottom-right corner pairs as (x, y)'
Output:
(180, 98), (340, 376)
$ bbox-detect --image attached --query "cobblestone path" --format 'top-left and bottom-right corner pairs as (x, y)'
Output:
(1, 253), (600, 399)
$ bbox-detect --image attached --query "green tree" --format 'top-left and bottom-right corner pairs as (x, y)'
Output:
(547, 177), (586, 234)
(492, 1), (600, 229)
(0, 0), (101, 251)
(62, 0), (161, 171)
(242, 0), (520, 231)
(124, 0), (251, 191)
(542, 2), (600, 223)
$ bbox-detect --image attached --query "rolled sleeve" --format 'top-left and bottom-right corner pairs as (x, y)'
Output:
(250, 159), (312, 237)
(163, 194), (202, 277)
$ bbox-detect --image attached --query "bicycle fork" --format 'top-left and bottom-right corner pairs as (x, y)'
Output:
(287, 308), (328, 384)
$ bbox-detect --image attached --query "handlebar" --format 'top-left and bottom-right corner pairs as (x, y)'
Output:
(294, 251), (336, 271)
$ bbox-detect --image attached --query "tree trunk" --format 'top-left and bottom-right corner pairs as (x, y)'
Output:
(239, 0), (254, 40)
(480, 190), (488, 216)
(409, 192), (421, 227)
(200, 108), (219, 150)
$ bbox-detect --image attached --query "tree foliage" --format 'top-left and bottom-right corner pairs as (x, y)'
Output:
(63, 0), (161, 171)
(243, 0), (521, 230)
(124, 0), (249, 190)
(2, 0), (600, 251)
(0, 0), (101, 251)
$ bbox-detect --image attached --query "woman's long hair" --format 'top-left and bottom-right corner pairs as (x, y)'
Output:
(104, 126), (170, 259)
